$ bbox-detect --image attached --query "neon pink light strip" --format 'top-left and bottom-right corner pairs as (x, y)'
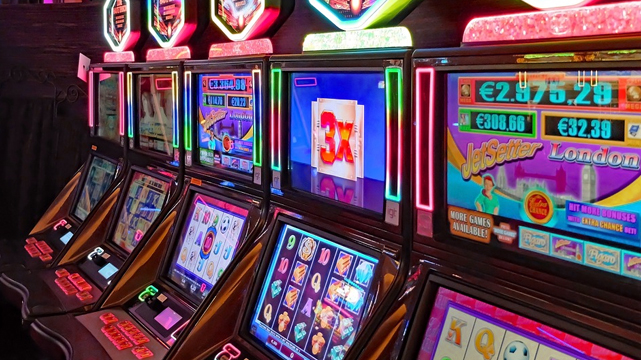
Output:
(293, 78), (317, 87)
(463, 1), (641, 44)
(146, 46), (192, 62)
(415, 68), (435, 212)
(119, 72), (125, 136)
(104, 51), (135, 63)
(88, 71), (95, 128)
(208, 38), (274, 59)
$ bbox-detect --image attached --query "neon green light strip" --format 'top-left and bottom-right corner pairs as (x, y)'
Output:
(303, 27), (412, 52)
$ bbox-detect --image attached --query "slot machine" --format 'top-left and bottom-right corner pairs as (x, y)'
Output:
(0, 66), (127, 276)
(0, 0), (148, 276)
(376, 1), (641, 360)
(164, 27), (414, 360)
(25, 3), (293, 358)
(0, 60), (184, 323)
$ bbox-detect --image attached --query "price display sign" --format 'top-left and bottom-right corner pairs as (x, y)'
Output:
(446, 71), (641, 277)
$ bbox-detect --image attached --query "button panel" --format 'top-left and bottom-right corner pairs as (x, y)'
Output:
(99, 313), (153, 359)
(23, 237), (54, 262)
(54, 270), (93, 301)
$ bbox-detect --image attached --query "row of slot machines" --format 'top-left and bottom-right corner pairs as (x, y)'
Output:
(1, 38), (640, 360)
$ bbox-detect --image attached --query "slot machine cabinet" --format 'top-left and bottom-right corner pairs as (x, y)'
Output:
(0, 67), (127, 276)
(0, 63), (186, 323)
(165, 48), (413, 360)
(395, 3), (641, 360)
(27, 58), (273, 360)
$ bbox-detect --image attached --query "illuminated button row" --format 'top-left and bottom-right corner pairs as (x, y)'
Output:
(99, 313), (153, 359)
(24, 237), (53, 262)
(54, 269), (93, 301)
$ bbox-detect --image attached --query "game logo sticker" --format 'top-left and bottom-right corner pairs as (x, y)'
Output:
(446, 71), (641, 253)
(448, 206), (493, 244)
(523, 190), (554, 224)
(585, 242), (621, 273)
(104, 0), (130, 51)
(311, 98), (364, 182)
(148, 0), (187, 47)
(213, 0), (261, 35)
(518, 227), (550, 254)
(551, 235), (584, 264)
(622, 250), (641, 280)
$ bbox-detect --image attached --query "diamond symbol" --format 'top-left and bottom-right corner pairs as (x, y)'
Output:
(294, 322), (307, 342)
(271, 280), (282, 298)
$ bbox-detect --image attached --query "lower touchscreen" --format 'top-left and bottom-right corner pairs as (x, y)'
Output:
(419, 287), (630, 360)
(166, 193), (249, 304)
(249, 224), (378, 360)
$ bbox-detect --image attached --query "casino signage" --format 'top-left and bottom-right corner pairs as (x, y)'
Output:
(103, 0), (141, 54)
(211, 0), (293, 41)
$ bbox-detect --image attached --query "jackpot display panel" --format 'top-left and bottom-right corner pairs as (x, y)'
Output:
(414, 49), (641, 286)
(197, 72), (256, 176)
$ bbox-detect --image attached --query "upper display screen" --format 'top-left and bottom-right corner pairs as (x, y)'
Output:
(138, 74), (174, 156)
(197, 73), (254, 175)
(289, 72), (386, 214)
(73, 156), (118, 221)
(98, 73), (121, 143)
(249, 224), (378, 360)
(418, 286), (630, 360)
(112, 172), (170, 253)
(167, 193), (248, 304)
(446, 71), (641, 278)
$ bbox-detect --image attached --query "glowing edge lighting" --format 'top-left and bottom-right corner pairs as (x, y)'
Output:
(211, 0), (265, 41)
(384, 67), (402, 202)
(119, 72), (126, 136)
(88, 71), (94, 128)
(270, 68), (282, 171)
(253, 69), (262, 167)
(184, 71), (192, 151)
(308, 0), (387, 31)
(127, 72), (134, 138)
(302, 27), (412, 52)
(462, 1), (641, 44)
(415, 68), (435, 212)
(147, 0), (186, 49)
(172, 71), (179, 149)
(103, 0), (132, 52)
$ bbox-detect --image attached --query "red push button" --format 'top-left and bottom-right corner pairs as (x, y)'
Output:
(36, 241), (53, 254)
(100, 313), (119, 325)
(39, 254), (52, 262)
(131, 346), (154, 359)
(26, 237), (38, 244)
(55, 269), (70, 278)
(76, 291), (93, 301)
